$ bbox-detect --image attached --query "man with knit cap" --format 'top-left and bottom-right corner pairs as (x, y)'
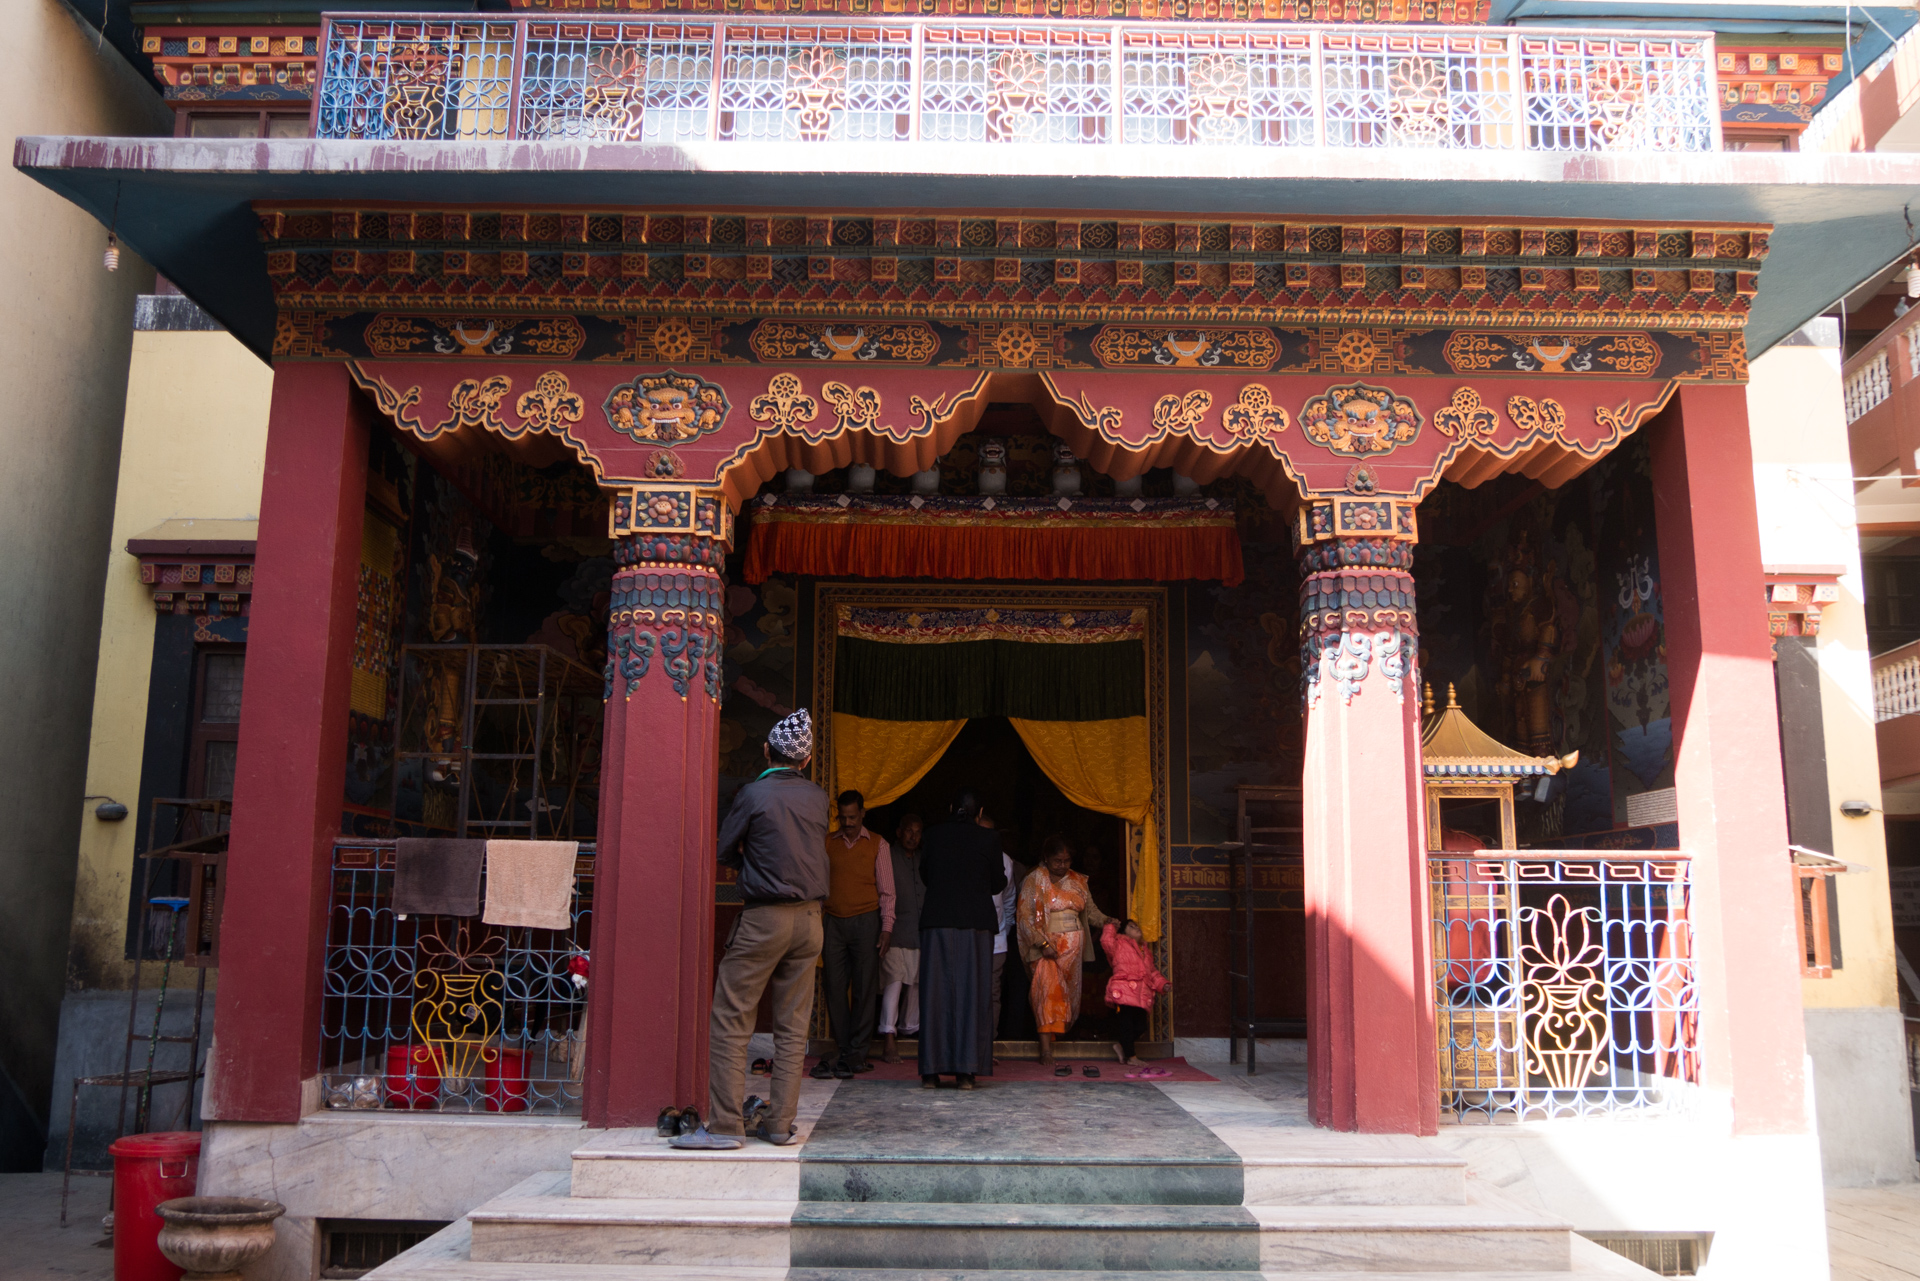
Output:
(674, 708), (828, 1150)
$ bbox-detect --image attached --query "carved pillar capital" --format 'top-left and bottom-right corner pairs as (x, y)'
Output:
(606, 485), (734, 703)
(1295, 495), (1420, 706)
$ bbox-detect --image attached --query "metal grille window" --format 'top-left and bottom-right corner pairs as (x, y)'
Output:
(1521, 36), (1716, 153)
(320, 1220), (451, 1279)
(318, 21), (515, 141)
(1431, 852), (1697, 1121)
(320, 841), (590, 1115)
(1321, 32), (1517, 148)
(1121, 32), (1315, 146)
(718, 25), (914, 142)
(519, 23), (715, 142)
(919, 27), (1116, 143)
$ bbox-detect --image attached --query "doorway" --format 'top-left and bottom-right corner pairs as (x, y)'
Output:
(866, 717), (1130, 1042)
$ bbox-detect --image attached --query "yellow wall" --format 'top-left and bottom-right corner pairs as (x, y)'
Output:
(69, 329), (271, 991)
(1747, 334), (1899, 1012)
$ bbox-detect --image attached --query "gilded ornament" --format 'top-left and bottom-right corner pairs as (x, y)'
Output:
(1219, 384), (1290, 445)
(1507, 395), (1568, 439)
(1298, 382), (1422, 457)
(993, 324), (1039, 368)
(437, 374), (513, 437)
(650, 317), (696, 362)
(517, 370), (587, 436)
(749, 373), (820, 433)
(1432, 386), (1499, 439)
(1151, 390), (1214, 436)
(822, 382), (884, 433)
(603, 370), (730, 443)
(1332, 330), (1381, 372)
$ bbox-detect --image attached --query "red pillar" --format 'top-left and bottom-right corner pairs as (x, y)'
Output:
(583, 494), (729, 1128)
(206, 364), (368, 1121)
(1650, 385), (1809, 1135)
(1298, 500), (1438, 1135)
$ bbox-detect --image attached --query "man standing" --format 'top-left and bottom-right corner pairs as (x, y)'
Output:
(674, 710), (828, 1150)
(813, 790), (895, 1077)
(878, 813), (927, 1063)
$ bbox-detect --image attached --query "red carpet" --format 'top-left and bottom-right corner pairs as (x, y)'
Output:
(797, 1055), (1217, 1083)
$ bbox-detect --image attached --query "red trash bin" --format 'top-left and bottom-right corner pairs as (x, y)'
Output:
(109, 1131), (202, 1281)
(384, 1043), (441, 1109)
(484, 1048), (529, 1113)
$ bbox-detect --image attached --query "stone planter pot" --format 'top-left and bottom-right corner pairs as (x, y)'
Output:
(155, 1196), (284, 1281)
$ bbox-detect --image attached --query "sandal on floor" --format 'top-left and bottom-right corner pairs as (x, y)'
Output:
(1053, 1065), (1072, 1077)
(810, 1058), (838, 1080)
(831, 1059), (855, 1080)
(1083, 1066), (1101, 1078)
(750, 1058), (772, 1076)
(850, 1058), (876, 1074)
(669, 1125), (743, 1151)
(1139, 1068), (1172, 1078)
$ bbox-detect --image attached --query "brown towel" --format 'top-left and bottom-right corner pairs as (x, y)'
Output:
(482, 841), (579, 931)
(393, 838), (485, 918)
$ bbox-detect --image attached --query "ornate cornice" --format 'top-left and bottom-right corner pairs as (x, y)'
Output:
(259, 210), (1766, 334)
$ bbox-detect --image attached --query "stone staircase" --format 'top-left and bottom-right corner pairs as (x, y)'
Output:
(369, 1079), (1655, 1280)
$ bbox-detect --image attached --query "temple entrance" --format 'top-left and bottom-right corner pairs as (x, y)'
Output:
(866, 716), (1130, 1044)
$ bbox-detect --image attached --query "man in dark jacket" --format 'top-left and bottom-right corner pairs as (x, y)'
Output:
(674, 709), (829, 1150)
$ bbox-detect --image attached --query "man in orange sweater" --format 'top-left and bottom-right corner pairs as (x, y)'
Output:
(812, 790), (896, 1077)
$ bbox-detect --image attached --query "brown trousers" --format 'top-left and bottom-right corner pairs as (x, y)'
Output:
(708, 900), (823, 1137)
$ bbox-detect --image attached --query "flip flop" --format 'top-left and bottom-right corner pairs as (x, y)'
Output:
(809, 1058), (838, 1080)
(669, 1125), (743, 1151)
(1053, 1066), (1072, 1077)
(1083, 1066), (1101, 1078)
(1141, 1068), (1172, 1078)
(1124, 1070), (1147, 1079)
(750, 1058), (772, 1076)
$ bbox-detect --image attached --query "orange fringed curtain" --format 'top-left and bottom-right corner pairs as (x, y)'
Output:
(745, 505), (1244, 585)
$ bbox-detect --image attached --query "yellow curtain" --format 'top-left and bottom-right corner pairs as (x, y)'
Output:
(1009, 717), (1160, 942)
(830, 713), (967, 813)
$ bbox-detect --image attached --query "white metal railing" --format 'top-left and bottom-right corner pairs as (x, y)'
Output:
(1873, 640), (1920, 722)
(1846, 350), (1892, 424)
(313, 14), (1721, 153)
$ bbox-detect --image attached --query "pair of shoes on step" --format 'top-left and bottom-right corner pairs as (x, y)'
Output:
(656, 1105), (701, 1137)
(810, 1056), (866, 1080)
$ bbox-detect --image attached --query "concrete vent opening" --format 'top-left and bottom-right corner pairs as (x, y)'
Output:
(1579, 1230), (1714, 1276)
(319, 1219), (452, 1278)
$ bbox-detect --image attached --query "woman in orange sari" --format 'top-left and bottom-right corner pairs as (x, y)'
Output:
(1017, 835), (1112, 1067)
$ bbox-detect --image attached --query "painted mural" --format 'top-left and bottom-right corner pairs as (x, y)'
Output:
(1415, 434), (1674, 846)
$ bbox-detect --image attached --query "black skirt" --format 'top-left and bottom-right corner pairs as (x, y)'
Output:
(917, 927), (995, 1076)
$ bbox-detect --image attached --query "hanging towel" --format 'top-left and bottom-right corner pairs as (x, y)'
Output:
(483, 841), (580, 930)
(393, 838), (485, 918)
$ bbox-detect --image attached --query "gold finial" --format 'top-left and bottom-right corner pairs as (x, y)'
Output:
(1423, 683), (1434, 716)
(1447, 683), (1460, 709)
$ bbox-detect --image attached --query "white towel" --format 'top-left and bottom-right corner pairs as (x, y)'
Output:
(482, 840), (579, 931)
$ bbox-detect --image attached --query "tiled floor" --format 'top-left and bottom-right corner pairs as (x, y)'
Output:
(1828, 1181), (1920, 1281)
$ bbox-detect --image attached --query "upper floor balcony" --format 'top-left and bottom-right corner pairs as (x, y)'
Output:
(311, 12), (1721, 153)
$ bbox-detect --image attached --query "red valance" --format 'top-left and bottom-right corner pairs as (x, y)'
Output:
(742, 495), (1243, 585)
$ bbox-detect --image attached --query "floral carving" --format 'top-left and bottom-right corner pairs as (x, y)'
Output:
(1507, 395), (1568, 440)
(822, 382), (883, 433)
(1151, 390), (1213, 436)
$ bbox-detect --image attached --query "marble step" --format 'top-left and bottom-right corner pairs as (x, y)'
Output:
(790, 1185), (1567, 1274)
(800, 1152), (1243, 1207)
(466, 1173), (794, 1270)
(572, 1136), (804, 1202)
(1220, 1132), (1468, 1208)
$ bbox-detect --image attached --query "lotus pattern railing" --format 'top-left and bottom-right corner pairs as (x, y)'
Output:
(314, 15), (1719, 152)
(1430, 851), (1697, 1121)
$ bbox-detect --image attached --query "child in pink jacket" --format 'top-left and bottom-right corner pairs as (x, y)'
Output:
(1101, 919), (1169, 1067)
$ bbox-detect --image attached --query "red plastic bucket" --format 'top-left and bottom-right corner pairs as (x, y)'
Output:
(384, 1044), (441, 1109)
(109, 1131), (201, 1281)
(484, 1048), (529, 1113)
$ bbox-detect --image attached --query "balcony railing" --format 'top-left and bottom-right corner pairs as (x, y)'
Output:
(1873, 640), (1920, 722)
(313, 14), (1720, 153)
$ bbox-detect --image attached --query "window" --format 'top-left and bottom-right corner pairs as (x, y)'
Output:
(189, 649), (245, 803)
(183, 111), (309, 138)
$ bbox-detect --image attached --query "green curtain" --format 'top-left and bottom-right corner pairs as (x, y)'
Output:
(834, 637), (1144, 722)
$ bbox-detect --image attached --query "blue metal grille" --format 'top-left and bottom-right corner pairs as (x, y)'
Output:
(320, 840), (591, 1115)
(318, 20), (516, 142)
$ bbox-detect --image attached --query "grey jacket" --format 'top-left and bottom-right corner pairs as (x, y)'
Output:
(717, 769), (831, 905)
(887, 847), (927, 951)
